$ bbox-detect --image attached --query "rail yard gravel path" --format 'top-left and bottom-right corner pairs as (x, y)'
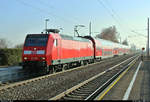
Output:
(0, 54), (135, 100)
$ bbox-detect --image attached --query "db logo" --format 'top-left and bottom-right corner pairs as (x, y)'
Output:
(32, 51), (37, 54)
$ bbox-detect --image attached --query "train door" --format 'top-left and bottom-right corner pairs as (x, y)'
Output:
(57, 38), (61, 63)
(54, 38), (61, 63)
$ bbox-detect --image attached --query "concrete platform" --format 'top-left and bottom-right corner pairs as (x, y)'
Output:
(96, 58), (150, 101)
(129, 60), (150, 100)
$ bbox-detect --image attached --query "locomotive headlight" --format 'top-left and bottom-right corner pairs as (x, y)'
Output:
(40, 57), (45, 60)
(24, 57), (28, 60)
(42, 57), (45, 60)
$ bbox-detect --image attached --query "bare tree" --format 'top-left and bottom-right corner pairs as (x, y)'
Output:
(14, 43), (24, 49)
(96, 26), (119, 43)
(0, 38), (8, 48)
(122, 39), (128, 45)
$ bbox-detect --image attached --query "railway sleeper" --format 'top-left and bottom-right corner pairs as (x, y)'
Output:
(89, 82), (101, 86)
(80, 88), (97, 92)
(72, 90), (92, 94)
(79, 83), (90, 88)
(76, 91), (94, 94)
(64, 94), (85, 99)
(76, 89), (94, 93)
(80, 85), (98, 90)
(80, 85), (98, 89)
(70, 92), (90, 97)
(86, 81), (100, 85)
(61, 96), (81, 100)
(76, 88), (93, 92)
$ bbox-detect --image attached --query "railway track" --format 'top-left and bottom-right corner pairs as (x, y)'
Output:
(0, 69), (46, 86)
(0, 54), (129, 87)
(50, 55), (139, 100)
(0, 54), (138, 100)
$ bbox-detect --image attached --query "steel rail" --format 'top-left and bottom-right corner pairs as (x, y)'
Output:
(49, 55), (138, 100)
(0, 55), (131, 91)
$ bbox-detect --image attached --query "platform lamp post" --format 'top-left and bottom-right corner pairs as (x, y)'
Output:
(93, 32), (100, 35)
(147, 17), (149, 58)
(59, 28), (63, 34)
(92, 32), (100, 37)
(141, 47), (145, 61)
(45, 19), (49, 34)
(74, 25), (85, 37)
(118, 33), (121, 44)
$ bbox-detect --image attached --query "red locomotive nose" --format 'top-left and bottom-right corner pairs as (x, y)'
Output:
(32, 51), (37, 54)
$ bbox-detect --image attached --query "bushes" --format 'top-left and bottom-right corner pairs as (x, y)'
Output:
(0, 48), (22, 66)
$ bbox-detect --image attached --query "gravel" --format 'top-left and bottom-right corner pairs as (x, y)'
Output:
(0, 54), (135, 100)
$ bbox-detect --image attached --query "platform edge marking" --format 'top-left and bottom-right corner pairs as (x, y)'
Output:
(122, 61), (142, 100)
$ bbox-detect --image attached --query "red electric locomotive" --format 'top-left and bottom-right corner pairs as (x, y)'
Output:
(22, 29), (94, 73)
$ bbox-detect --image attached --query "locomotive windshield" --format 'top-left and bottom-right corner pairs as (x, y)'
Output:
(24, 34), (48, 46)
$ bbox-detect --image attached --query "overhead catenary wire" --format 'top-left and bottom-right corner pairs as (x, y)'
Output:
(96, 0), (147, 48)
(16, 0), (146, 40)
(103, 0), (146, 36)
(96, 0), (125, 31)
(15, 0), (79, 25)
(104, 0), (123, 24)
(98, 0), (146, 37)
(36, 0), (81, 24)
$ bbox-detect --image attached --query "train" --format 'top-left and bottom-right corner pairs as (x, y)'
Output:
(22, 29), (130, 73)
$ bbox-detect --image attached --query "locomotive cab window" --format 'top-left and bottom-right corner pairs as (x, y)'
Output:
(54, 39), (58, 46)
(24, 34), (48, 46)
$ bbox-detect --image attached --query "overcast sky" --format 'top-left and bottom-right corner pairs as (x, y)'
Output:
(0, 0), (149, 49)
